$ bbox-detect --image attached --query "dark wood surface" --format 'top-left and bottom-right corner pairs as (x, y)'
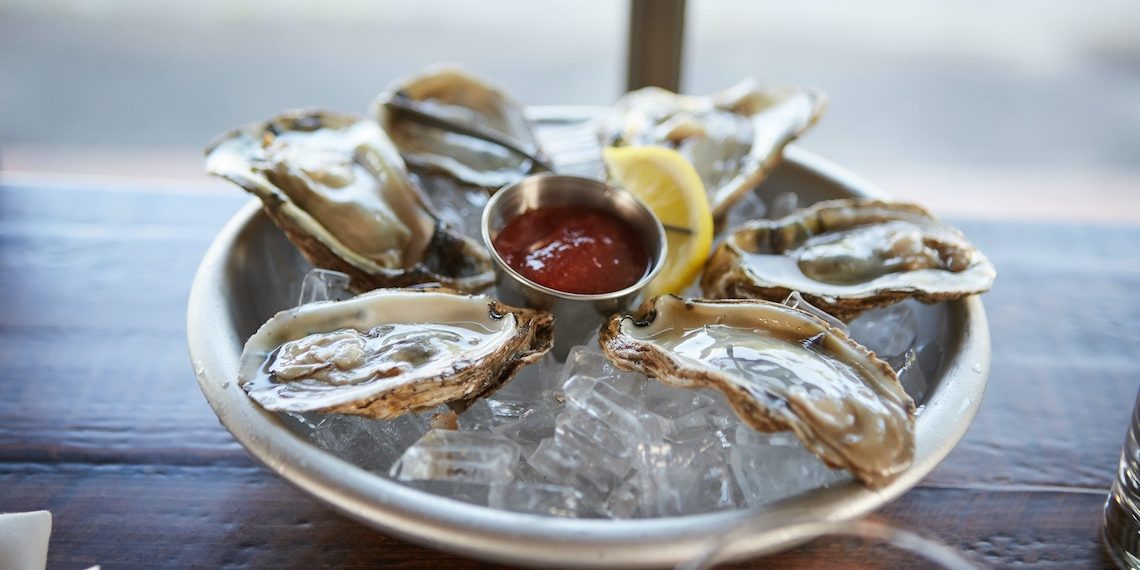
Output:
(1, 178), (1136, 569)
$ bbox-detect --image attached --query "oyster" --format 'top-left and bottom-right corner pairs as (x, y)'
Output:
(239, 289), (554, 418)
(205, 109), (494, 293)
(599, 295), (915, 487)
(702, 199), (996, 320)
(374, 66), (545, 189)
(600, 78), (827, 219)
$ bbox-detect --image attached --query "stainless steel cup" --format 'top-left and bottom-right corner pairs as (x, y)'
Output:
(481, 174), (667, 359)
(1105, 388), (1140, 568)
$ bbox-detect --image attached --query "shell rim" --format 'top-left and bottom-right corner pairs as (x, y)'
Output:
(718, 198), (997, 304)
(235, 288), (553, 416)
(203, 108), (496, 291)
(600, 294), (916, 488)
(188, 107), (990, 568)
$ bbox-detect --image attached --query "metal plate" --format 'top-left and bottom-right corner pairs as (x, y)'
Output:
(187, 107), (990, 567)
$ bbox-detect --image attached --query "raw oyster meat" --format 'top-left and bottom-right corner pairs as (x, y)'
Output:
(239, 289), (554, 418)
(205, 109), (494, 293)
(599, 295), (915, 487)
(374, 66), (546, 189)
(599, 78), (827, 219)
(702, 199), (996, 320)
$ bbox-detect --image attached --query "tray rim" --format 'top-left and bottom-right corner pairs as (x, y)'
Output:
(187, 107), (990, 567)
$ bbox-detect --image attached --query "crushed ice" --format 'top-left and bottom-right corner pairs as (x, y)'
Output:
(280, 234), (942, 518)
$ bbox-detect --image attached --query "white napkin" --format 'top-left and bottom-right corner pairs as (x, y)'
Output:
(0, 511), (51, 570)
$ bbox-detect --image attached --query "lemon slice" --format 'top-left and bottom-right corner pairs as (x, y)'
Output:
(602, 146), (714, 298)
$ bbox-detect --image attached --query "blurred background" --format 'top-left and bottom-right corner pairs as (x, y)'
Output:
(2, 0), (1138, 220)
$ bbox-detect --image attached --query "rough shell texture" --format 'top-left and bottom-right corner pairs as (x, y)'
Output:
(599, 295), (915, 488)
(238, 288), (554, 419)
(599, 78), (827, 220)
(374, 65), (545, 189)
(701, 199), (996, 321)
(205, 109), (494, 293)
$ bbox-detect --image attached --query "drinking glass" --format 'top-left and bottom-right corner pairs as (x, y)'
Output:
(1104, 388), (1140, 569)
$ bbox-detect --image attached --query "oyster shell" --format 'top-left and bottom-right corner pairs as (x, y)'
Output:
(205, 109), (494, 293)
(702, 199), (996, 320)
(374, 66), (545, 189)
(239, 289), (554, 418)
(600, 78), (827, 219)
(599, 295), (915, 487)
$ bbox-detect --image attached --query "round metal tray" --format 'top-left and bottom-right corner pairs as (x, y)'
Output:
(187, 108), (990, 567)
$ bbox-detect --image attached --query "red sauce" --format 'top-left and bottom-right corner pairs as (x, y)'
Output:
(493, 205), (650, 295)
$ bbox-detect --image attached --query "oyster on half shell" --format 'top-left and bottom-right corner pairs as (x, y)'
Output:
(239, 289), (554, 418)
(374, 66), (546, 190)
(206, 109), (494, 293)
(600, 295), (915, 487)
(599, 78), (827, 220)
(702, 199), (996, 321)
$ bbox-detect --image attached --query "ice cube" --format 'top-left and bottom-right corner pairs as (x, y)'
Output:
(705, 395), (738, 432)
(484, 399), (531, 422)
(489, 481), (585, 518)
(601, 477), (639, 519)
(562, 375), (648, 435)
(557, 405), (642, 460)
(306, 412), (428, 472)
(644, 381), (716, 417)
(630, 441), (682, 517)
(632, 438), (740, 517)
(488, 352), (563, 416)
(297, 268), (352, 305)
(895, 348), (930, 403)
(848, 303), (918, 359)
(390, 429), (521, 484)
(633, 408), (670, 442)
(692, 457), (741, 513)
(457, 398), (497, 432)
(909, 299), (951, 349)
(916, 339), (944, 383)
(527, 428), (633, 494)
(677, 441), (741, 514)
(905, 301), (950, 386)
(663, 389), (735, 438)
(666, 407), (716, 443)
(730, 443), (849, 507)
(559, 346), (647, 399)
(492, 405), (563, 458)
(511, 459), (551, 484)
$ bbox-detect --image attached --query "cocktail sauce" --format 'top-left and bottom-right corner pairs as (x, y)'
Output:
(492, 206), (650, 295)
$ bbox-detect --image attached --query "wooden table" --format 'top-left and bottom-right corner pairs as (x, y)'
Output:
(2, 175), (1135, 568)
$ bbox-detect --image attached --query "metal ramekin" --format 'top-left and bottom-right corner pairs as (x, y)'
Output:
(481, 174), (667, 358)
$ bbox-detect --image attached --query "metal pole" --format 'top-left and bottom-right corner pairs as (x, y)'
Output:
(626, 0), (686, 92)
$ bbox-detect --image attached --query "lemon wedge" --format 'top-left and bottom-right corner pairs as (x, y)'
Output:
(602, 146), (714, 298)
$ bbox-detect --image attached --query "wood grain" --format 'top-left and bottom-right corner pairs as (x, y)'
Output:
(0, 181), (1135, 568)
